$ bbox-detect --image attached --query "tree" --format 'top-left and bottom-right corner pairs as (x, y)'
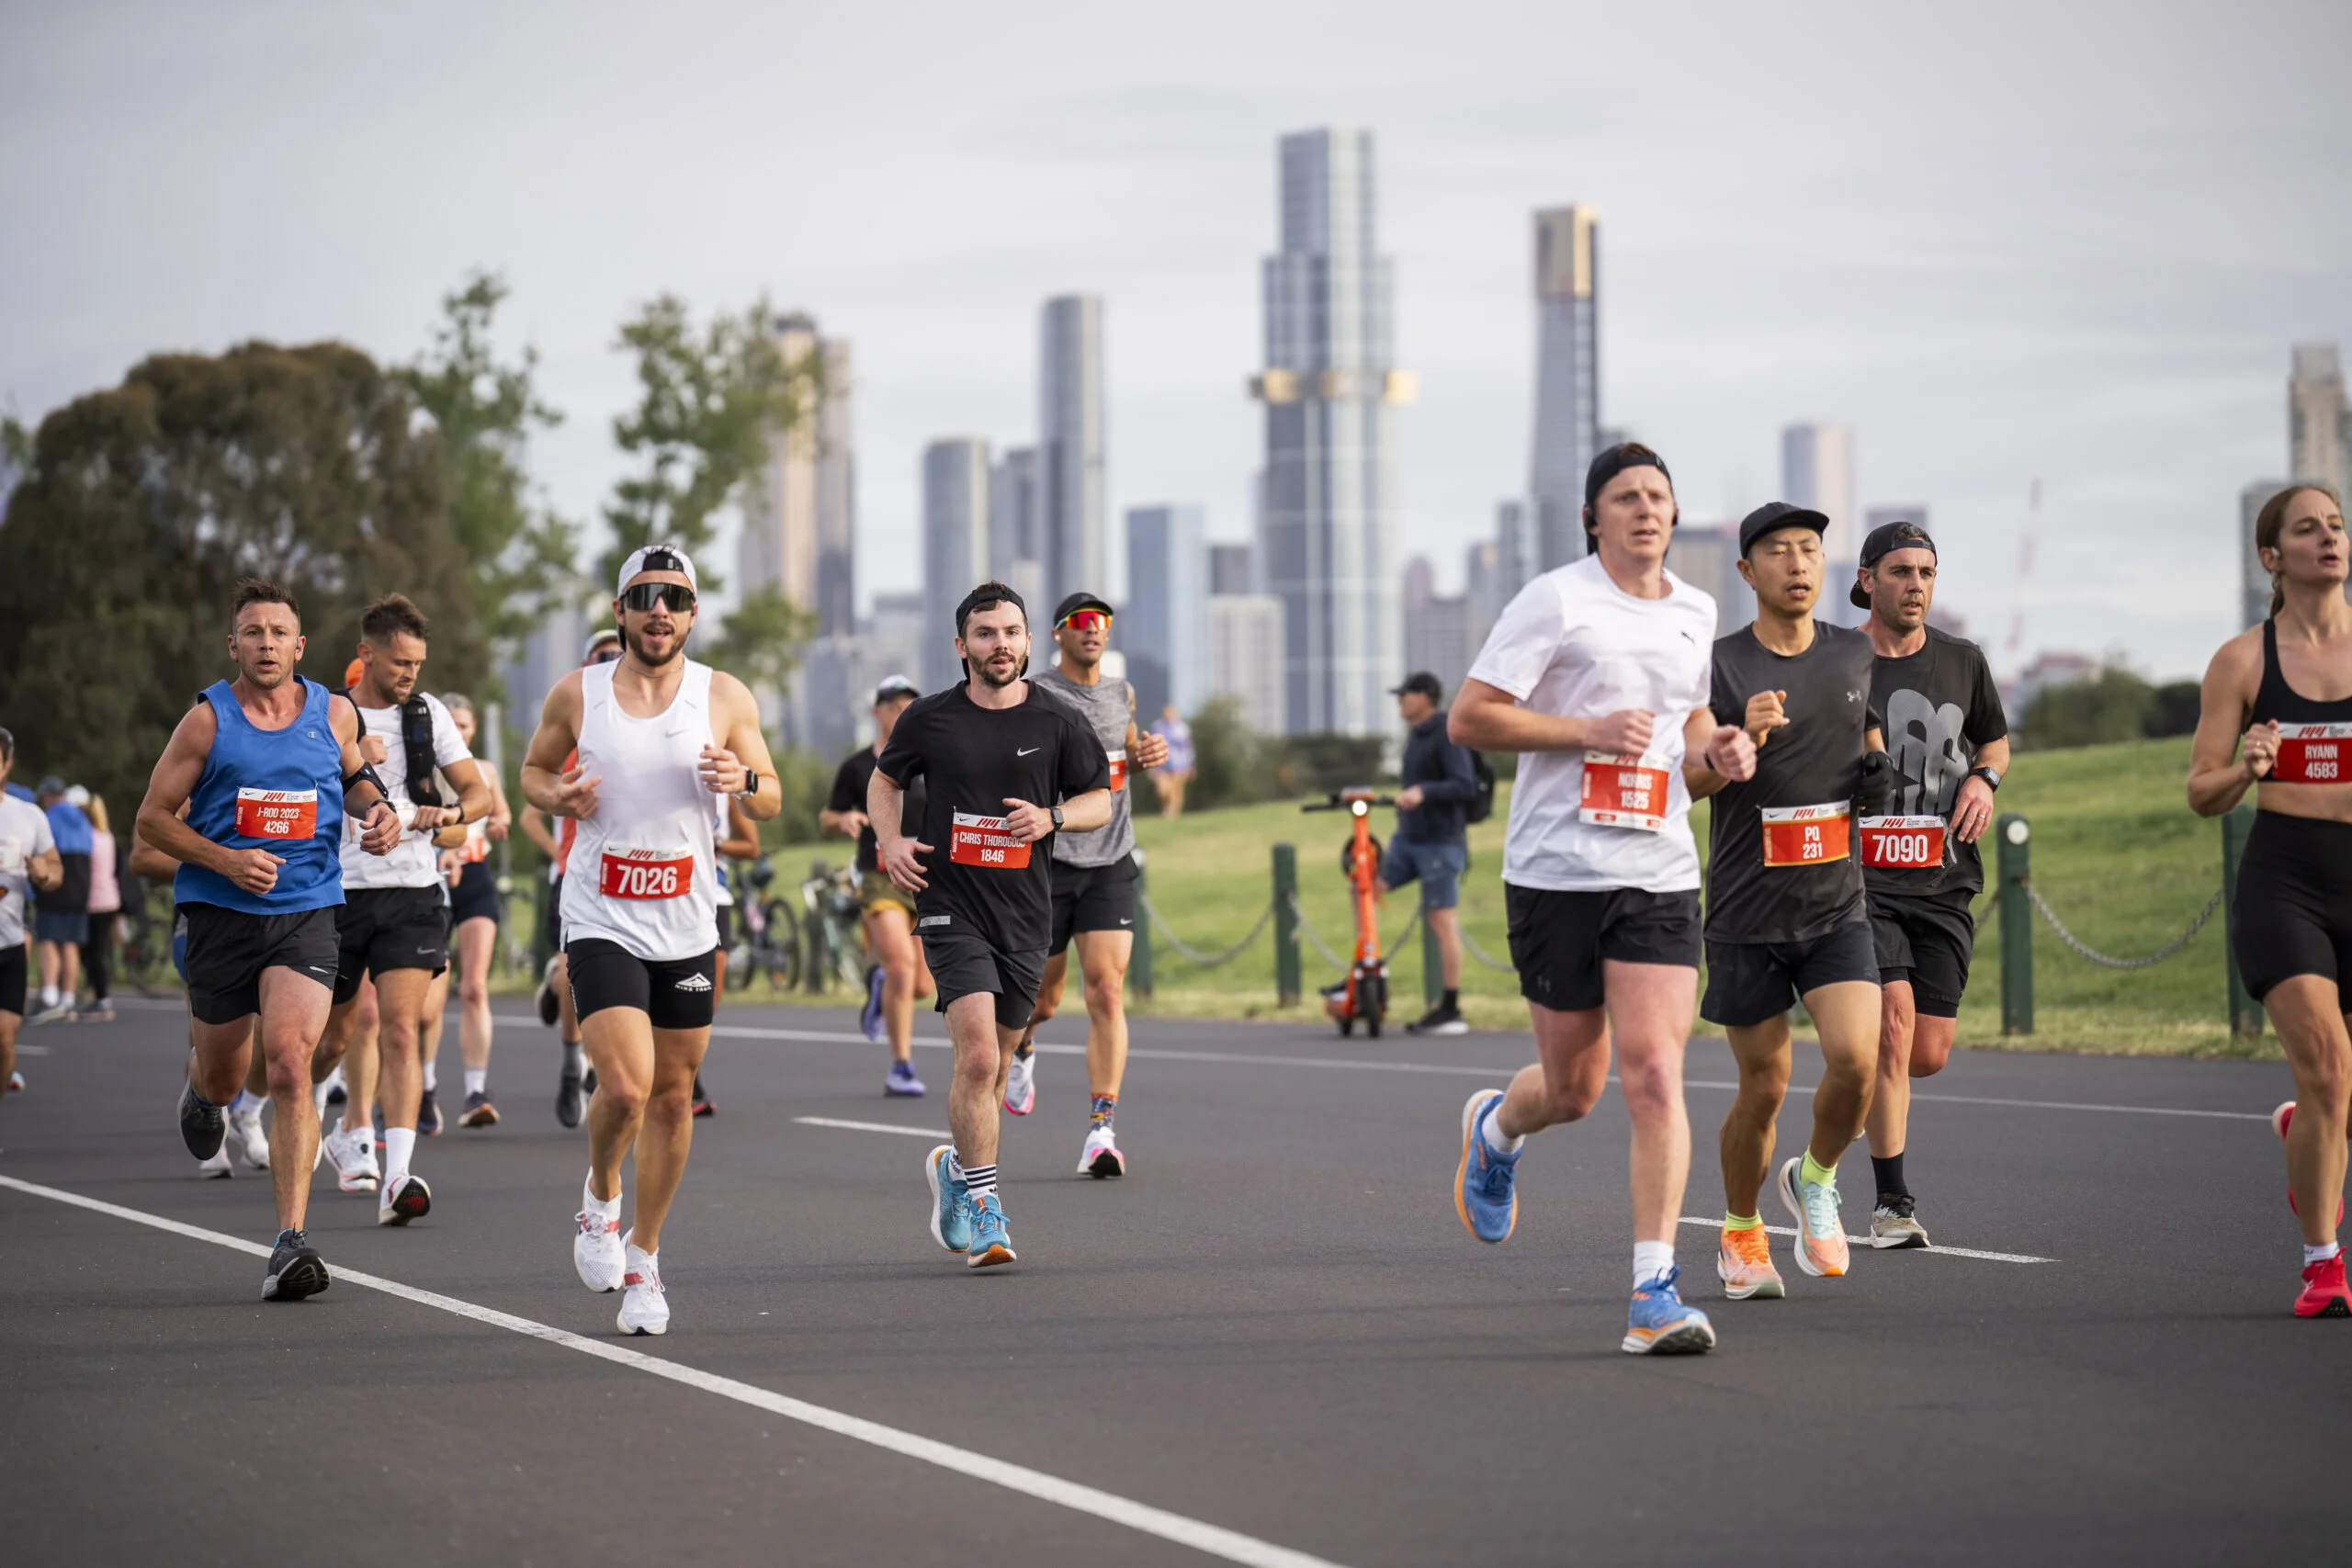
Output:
(2019, 669), (2155, 750)
(394, 272), (577, 666)
(0, 341), (471, 810)
(705, 583), (819, 698)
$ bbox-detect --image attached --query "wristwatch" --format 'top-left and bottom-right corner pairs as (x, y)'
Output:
(1968, 765), (2002, 792)
(738, 770), (760, 801)
(1049, 806), (1065, 830)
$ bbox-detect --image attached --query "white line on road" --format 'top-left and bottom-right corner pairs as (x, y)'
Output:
(1677, 1214), (2055, 1264)
(794, 1115), (952, 1139)
(0, 1173), (1350, 1568)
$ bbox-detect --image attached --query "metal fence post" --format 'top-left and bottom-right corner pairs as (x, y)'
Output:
(1130, 850), (1153, 998)
(1996, 812), (2032, 1035)
(803, 860), (828, 993)
(1421, 888), (1443, 1007)
(2222, 804), (2260, 1038)
(1272, 842), (1301, 1006)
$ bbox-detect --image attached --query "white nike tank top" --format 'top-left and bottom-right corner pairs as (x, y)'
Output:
(560, 659), (719, 962)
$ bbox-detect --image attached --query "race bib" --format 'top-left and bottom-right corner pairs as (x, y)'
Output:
(236, 788), (318, 840)
(2275, 723), (2352, 784)
(458, 823), (492, 863)
(1106, 749), (1127, 792)
(1579, 751), (1669, 831)
(1860, 815), (1947, 869)
(950, 810), (1032, 869)
(1761, 802), (1850, 867)
(599, 848), (694, 900)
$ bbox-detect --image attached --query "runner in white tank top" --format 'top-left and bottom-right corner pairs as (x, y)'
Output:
(521, 545), (782, 1337)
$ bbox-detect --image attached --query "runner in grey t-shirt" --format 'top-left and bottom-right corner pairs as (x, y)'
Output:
(1001, 592), (1170, 1179)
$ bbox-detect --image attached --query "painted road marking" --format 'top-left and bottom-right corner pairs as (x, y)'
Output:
(794, 1115), (951, 1139)
(0, 1173), (1350, 1568)
(1678, 1214), (2055, 1264)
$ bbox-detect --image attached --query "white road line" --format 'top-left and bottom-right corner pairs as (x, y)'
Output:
(794, 1115), (952, 1139)
(0, 1172), (1349, 1568)
(15, 1043), (51, 1056)
(713, 1024), (2274, 1122)
(1677, 1214), (2055, 1264)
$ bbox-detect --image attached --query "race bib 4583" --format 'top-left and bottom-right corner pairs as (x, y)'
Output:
(2275, 723), (2352, 784)
(950, 811), (1032, 869)
(1860, 815), (1946, 869)
(235, 788), (318, 840)
(1761, 802), (1850, 867)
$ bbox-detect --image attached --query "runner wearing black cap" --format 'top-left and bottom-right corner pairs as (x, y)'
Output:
(2188, 482), (2352, 1317)
(870, 581), (1111, 1268)
(1383, 671), (1477, 1035)
(1848, 521), (2009, 1248)
(1004, 591), (1170, 1178)
(821, 674), (933, 1096)
(1448, 442), (1757, 1355)
(1687, 502), (1890, 1298)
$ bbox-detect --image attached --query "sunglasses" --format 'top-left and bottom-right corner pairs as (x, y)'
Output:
(621, 582), (696, 615)
(591, 647), (622, 664)
(1057, 610), (1110, 633)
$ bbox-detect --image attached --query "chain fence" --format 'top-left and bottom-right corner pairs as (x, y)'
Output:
(1284, 891), (1425, 973)
(2025, 883), (2225, 971)
(1139, 895), (1276, 969)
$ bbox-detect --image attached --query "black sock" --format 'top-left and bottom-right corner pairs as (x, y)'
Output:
(1442, 989), (1459, 1011)
(1871, 1153), (1907, 1200)
(1014, 1036), (1034, 1061)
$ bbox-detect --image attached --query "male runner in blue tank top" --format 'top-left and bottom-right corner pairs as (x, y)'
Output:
(137, 578), (401, 1301)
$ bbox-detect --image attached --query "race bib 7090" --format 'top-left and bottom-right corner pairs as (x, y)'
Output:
(1859, 815), (1946, 869)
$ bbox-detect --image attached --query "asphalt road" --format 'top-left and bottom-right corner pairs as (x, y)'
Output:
(0, 995), (2337, 1567)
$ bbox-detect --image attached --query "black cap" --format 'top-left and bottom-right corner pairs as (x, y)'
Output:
(1582, 442), (1674, 530)
(36, 774), (65, 798)
(1849, 520), (1938, 609)
(1052, 591), (1114, 626)
(1390, 671), (1442, 701)
(1738, 502), (1830, 558)
(954, 581), (1026, 637)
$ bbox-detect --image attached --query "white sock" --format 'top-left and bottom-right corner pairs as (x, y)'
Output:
(41, 987), (59, 1008)
(1481, 1102), (1525, 1156)
(2306, 1241), (2341, 1268)
(230, 1089), (259, 1116)
(583, 1172), (619, 1216)
(465, 1069), (487, 1097)
(383, 1126), (416, 1183)
(313, 1079), (332, 1118)
(422, 1060), (437, 1091)
(325, 1065), (345, 1092)
(1634, 1240), (1676, 1290)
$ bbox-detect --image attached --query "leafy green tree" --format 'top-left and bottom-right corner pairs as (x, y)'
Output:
(706, 583), (819, 698)
(2020, 669), (2155, 750)
(0, 341), (471, 809)
(1185, 695), (1265, 811)
(394, 272), (577, 667)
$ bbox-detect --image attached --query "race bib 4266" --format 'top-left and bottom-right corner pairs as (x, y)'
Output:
(2275, 723), (2352, 784)
(1579, 751), (1669, 831)
(235, 788), (318, 840)
(1860, 815), (1946, 868)
(1761, 802), (1850, 867)
(950, 811), (1032, 869)
(599, 848), (693, 900)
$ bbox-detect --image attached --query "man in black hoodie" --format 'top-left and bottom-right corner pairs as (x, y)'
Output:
(1381, 671), (1479, 1035)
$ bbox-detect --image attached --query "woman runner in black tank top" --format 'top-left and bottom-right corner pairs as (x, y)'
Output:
(2188, 481), (2352, 1317)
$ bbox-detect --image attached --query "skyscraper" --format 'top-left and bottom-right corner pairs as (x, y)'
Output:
(1207, 594), (1286, 735)
(1493, 498), (1532, 604)
(1782, 423), (1858, 572)
(1252, 127), (1409, 737)
(2290, 344), (2350, 495)
(1040, 296), (1105, 611)
(988, 445), (1045, 611)
(1402, 555), (1476, 699)
(1208, 542), (1255, 597)
(1529, 205), (1600, 571)
(738, 313), (855, 636)
(1124, 504), (1206, 721)
(921, 439), (990, 696)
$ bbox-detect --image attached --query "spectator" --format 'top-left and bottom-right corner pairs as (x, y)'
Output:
(31, 776), (92, 1024)
(1150, 704), (1196, 818)
(1378, 672), (1477, 1036)
(79, 791), (119, 1021)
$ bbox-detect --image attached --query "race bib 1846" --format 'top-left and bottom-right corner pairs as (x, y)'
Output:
(599, 848), (693, 900)
(1859, 814), (1946, 869)
(235, 788), (318, 840)
(1761, 802), (1850, 867)
(1578, 752), (1669, 832)
(950, 811), (1031, 869)
(2275, 723), (2352, 784)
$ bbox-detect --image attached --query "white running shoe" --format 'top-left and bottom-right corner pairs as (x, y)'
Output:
(575, 1183), (625, 1292)
(616, 1234), (668, 1336)
(229, 1105), (271, 1170)
(1076, 1123), (1125, 1179)
(378, 1171), (432, 1226)
(196, 1143), (234, 1179)
(323, 1124), (379, 1193)
(1002, 1048), (1036, 1116)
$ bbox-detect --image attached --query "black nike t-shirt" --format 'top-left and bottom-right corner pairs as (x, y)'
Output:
(1704, 621), (1883, 943)
(1867, 626), (2008, 898)
(874, 682), (1110, 953)
(828, 747), (927, 876)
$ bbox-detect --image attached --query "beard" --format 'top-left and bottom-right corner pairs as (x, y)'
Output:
(971, 652), (1023, 689)
(625, 621), (687, 669)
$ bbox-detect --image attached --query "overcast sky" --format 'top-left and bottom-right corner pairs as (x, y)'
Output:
(6, 0), (2348, 678)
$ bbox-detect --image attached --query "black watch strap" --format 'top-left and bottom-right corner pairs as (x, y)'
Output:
(1970, 765), (2002, 792)
(1050, 806), (1065, 830)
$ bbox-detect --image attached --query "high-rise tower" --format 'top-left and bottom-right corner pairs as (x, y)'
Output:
(921, 438), (990, 696)
(1529, 205), (1600, 571)
(1040, 296), (1105, 612)
(738, 313), (855, 636)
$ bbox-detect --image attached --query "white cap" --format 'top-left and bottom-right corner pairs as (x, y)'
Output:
(616, 543), (698, 598)
(64, 784), (90, 808)
(582, 628), (621, 660)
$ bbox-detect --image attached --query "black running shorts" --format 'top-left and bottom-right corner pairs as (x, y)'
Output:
(920, 925), (1046, 1030)
(0, 941), (26, 1016)
(715, 902), (735, 953)
(181, 902), (341, 1025)
(1048, 854), (1139, 955)
(2231, 812), (2352, 1002)
(1868, 887), (1977, 1019)
(548, 874), (565, 952)
(448, 860), (501, 928)
(1504, 884), (1701, 1014)
(565, 937), (719, 1031)
(334, 885), (450, 1004)
(1702, 921), (1881, 1029)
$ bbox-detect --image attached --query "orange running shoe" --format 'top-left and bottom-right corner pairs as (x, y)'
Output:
(1715, 1224), (1785, 1301)
(1776, 1156), (1850, 1278)
(2294, 1251), (2351, 1318)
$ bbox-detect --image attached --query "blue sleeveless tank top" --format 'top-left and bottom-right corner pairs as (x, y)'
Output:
(175, 678), (346, 915)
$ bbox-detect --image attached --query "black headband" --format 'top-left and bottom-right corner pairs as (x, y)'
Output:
(1582, 443), (1675, 525)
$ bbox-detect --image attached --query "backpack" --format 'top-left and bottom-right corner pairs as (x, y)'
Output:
(1464, 749), (1498, 825)
(335, 687), (445, 807)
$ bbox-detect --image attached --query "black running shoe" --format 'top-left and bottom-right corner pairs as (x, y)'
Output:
(261, 1228), (331, 1301)
(417, 1085), (443, 1135)
(1405, 1002), (1470, 1037)
(179, 1080), (226, 1160)
(556, 1068), (583, 1129)
(536, 956), (562, 1026)
(324, 1079), (347, 1111)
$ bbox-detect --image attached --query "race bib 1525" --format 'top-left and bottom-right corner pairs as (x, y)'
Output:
(1578, 752), (1669, 832)
(950, 811), (1032, 869)
(1761, 802), (1850, 867)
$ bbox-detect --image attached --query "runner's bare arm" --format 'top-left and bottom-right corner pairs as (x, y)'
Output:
(867, 770), (930, 894)
(1004, 787), (1110, 843)
(125, 801), (190, 881)
(718, 798), (761, 862)
(27, 841), (62, 891)
(2187, 633), (2270, 817)
(1680, 705), (1757, 799)
(696, 671), (783, 822)
(516, 804), (560, 858)
(414, 757), (492, 836)
(1129, 716), (1170, 770)
(1448, 677), (1654, 755)
(331, 693), (401, 854)
(520, 671), (599, 820)
(1951, 735), (2011, 843)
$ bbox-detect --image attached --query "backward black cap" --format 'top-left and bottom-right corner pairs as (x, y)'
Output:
(954, 581), (1027, 637)
(1582, 442), (1675, 533)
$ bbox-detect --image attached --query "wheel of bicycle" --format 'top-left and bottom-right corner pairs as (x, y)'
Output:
(765, 932), (802, 993)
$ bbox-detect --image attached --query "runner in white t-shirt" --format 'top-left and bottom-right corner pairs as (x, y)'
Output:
(1445, 442), (1758, 1357)
(0, 728), (64, 1100)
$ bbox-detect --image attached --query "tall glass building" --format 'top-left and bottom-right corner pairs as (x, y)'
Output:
(1124, 503), (1206, 720)
(1252, 128), (1408, 737)
(1040, 296), (1106, 614)
(921, 438), (991, 695)
(1529, 205), (1600, 571)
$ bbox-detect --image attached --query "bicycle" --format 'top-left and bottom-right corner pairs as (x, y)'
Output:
(798, 860), (867, 993)
(726, 859), (802, 993)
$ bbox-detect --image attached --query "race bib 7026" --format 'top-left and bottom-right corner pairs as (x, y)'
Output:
(599, 848), (693, 900)
(1760, 802), (1850, 867)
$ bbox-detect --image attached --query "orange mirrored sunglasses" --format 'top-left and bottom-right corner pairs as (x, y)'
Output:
(1057, 610), (1111, 633)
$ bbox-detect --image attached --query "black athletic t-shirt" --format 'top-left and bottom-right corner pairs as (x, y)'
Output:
(828, 747), (927, 875)
(1704, 622), (1883, 943)
(874, 682), (1110, 953)
(1867, 626), (2008, 898)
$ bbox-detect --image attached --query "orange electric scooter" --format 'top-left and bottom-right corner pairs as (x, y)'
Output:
(1302, 786), (1398, 1037)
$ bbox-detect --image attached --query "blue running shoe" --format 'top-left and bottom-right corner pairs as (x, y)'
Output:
(1454, 1089), (1520, 1243)
(926, 1145), (974, 1252)
(1623, 1268), (1716, 1356)
(886, 1059), (927, 1098)
(861, 964), (888, 1043)
(966, 1191), (1016, 1269)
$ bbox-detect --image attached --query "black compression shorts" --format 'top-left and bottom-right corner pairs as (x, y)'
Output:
(921, 926), (1046, 1031)
(1869, 888), (1977, 1019)
(1701, 921), (1881, 1029)
(1048, 855), (1138, 955)
(2232, 812), (2352, 1003)
(449, 860), (501, 928)
(564, 937), (718, 1031)
(1504, 885), (1701, 1014)
(181, 903), (341, 1025)
(0, 942), (25, 1017)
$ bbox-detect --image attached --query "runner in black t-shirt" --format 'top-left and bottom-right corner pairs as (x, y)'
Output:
(870, 582), (1111, 1269)
(1686, 502), (1890, 1298)
(821, 676), (934, 1096)
(1849, 521), (2009, 1248)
